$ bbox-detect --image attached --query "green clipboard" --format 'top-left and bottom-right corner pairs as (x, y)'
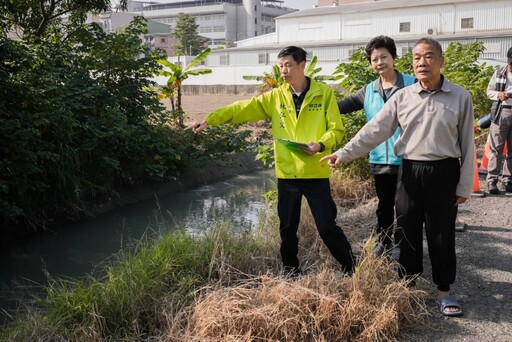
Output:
(274, 138), (308, 151)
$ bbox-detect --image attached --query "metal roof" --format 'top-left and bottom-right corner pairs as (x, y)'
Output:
(279, 0), (485, 19)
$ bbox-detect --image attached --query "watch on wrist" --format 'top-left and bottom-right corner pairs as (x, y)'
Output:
(319, 142), (325, 153)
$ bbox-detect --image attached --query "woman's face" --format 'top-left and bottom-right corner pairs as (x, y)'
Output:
(369, 47), (395, 77)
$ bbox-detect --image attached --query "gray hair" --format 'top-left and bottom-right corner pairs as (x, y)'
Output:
(414, 37), (443, 56)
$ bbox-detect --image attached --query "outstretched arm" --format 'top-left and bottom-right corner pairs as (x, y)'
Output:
(320, 97), (400, 167)
(338, 86), (365, 114)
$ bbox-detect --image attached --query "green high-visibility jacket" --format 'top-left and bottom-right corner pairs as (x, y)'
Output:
(206, 78), (344, 179)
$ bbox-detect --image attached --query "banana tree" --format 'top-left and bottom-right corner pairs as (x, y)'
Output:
(242, 55), (333, 93)
(243, 64), (283, 93)
(158, 48), (212, 127)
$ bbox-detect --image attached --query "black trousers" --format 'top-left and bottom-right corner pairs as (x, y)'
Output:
(277, 178), (354, 273)
(395, 158), (459, 292)
(374, 173), (398, 245)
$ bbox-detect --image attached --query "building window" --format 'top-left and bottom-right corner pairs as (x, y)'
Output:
(399, 22), (410, 33)
(262, 15), (274, 22)
(213, 26), (225, 32)
(401, 46), (412, 55)
(255, 18), (257, 24)
(461, 17), (474, 29)
(160, 38), (166, 43)
(160, 17), (175, 24)
(254, 5), (257, 11)
(220, 55), (229, 65)
(258, 53), (267, 64)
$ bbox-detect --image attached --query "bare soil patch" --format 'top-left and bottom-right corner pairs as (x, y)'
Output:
(162, 94), (253, 125)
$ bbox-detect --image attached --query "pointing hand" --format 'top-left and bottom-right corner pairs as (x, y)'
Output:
(187, 121), (208, 134)
(319, 154), (342, 168)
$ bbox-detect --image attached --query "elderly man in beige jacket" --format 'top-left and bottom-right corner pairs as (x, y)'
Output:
(321, 37), (474, 317)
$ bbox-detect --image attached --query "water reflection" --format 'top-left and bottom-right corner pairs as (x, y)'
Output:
(0, 169), (275, 320)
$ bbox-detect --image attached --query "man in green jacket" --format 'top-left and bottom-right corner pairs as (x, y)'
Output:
(192, 46), (355, 275)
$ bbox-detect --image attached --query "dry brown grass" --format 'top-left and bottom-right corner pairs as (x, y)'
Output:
(177, 242), (428, 342)
(158, 212), (428, 342)
(156, 184), (428, 342)
(330, 172), (375, 209)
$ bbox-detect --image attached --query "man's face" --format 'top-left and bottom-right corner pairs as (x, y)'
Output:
(412, 42), (444, 84)
(278, 55), (306, 84)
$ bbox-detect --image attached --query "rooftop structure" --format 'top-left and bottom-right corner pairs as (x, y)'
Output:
(177, 0), (512, 87)
(136, 0), (296, 48)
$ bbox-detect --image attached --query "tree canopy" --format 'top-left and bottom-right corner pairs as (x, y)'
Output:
(0, 1), (192, 229)
(0, 0), (129, 38)
(171, 13), (209, 56)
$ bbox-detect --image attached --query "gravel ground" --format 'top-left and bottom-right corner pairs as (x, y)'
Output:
(399, 178), (512, 341)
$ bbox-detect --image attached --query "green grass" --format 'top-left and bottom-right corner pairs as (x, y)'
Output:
(1, 217), (280, 341)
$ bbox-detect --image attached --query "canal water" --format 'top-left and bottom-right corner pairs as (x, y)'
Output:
(0, 169), (275, 322)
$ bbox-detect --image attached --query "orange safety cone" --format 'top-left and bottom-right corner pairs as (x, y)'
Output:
(480, 137), (491, 173)
(471, 149), (485, 197)
(480, 139), (508, 172)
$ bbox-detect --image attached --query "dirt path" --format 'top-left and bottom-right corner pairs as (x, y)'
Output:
(174, 94), (512, 341)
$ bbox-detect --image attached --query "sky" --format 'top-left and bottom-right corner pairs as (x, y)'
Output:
(282, 0), (317, 10)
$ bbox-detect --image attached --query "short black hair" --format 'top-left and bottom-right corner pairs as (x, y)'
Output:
(365, 35), (397, 61)
(414, 37), (443, 56)
(277, 46), (307, 63)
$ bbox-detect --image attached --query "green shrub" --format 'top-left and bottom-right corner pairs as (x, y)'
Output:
(0, 17), (249, 229)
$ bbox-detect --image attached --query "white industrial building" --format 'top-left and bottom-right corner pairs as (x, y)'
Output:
(173, 0), (512, 88)
(133, 0), (296, 48)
